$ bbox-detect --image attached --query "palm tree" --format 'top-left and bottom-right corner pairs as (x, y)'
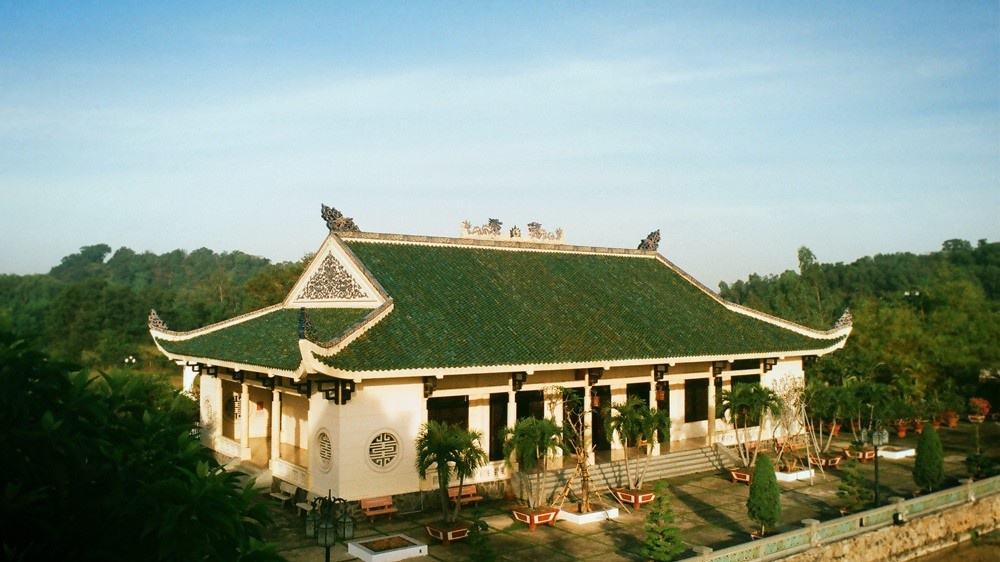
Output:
(721, 384), (781, 468)
(415, 421), (488, 523)
(502, 417), (562, 510)
(603, 397), (670, 491)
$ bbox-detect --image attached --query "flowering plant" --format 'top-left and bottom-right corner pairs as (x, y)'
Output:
(968, 397), (991, 417)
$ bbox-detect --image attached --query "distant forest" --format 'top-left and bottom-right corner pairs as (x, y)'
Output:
(1, 239), (997, 399)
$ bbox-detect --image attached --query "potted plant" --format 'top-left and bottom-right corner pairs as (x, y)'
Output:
(415, 421), (488, 545)
(968, 397), (990, 424)
(939, 384), (964, 428)
(503, 416), (562, 530)
(604, 396), (670, 509)
(721, 384), (782, 471)
(888, 398), (914, 438)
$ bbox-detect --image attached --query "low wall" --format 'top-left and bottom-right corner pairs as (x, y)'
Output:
(686, 476), (1000, 562)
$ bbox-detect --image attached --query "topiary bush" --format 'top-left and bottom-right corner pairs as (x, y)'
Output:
(642, 481), (686, 562)
(913, 424), (945, 492)
(747, 455), (781, 536)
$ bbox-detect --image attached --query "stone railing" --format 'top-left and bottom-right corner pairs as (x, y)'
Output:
(683, 475), (1000, 561)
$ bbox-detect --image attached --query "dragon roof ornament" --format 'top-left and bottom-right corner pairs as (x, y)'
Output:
(148, 309), (168, 331)
(638, 229), (661, 251)
(834, 308), (853, 329)
(321, 204), (360, 233)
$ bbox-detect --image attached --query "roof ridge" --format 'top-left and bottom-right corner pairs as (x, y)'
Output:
(339, 230), (656, 257)
(149, 303), (284, 341)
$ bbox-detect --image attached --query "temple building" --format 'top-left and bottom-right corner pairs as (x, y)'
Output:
(149, 207), (852, 500)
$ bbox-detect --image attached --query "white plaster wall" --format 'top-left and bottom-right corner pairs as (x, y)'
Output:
(308, 393), (336, 496)
(200, 375), (223, 441)
(247, 386), (271, 439)
(280, 393), (309, 449)
(314, 378), (426, 500)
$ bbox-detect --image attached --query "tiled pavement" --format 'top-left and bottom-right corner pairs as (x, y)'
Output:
(270, 421), (998, 561)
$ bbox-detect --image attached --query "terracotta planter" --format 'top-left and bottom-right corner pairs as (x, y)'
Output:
(511, 506), (559, 531)
(912, 419), (925, 434)
(612, 488), (656, 509)
(425, 522), (469, 545)
(931, 418), (942, 429)
(968, 414), (986, 424)
(943, 411), (959, 428)
(826, 422), (841, 436)
(895, 421), (908, 438)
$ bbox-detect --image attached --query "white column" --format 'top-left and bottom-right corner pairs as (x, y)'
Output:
(270, 390), (281, 463)
(470, 394), (490, 455)
(240, 383), (252, 460)
(669, 381), (685, 443)
(610, 385), (627, 460)
(707, 368), (716, 446)
(507, 390), (517, 428)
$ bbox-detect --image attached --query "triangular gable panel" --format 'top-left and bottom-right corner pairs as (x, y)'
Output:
(285, 236), (384, 309)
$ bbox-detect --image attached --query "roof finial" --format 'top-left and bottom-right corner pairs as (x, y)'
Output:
(321, 204), (360, 233)
(148, 309), (168, 331)
(834, 308), (853, 328)
(638, 229), (661, 251)
(461, 218), (503, 238)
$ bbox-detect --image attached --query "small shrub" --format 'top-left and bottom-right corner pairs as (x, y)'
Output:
(466, 510), (496, 562)
(747, 455), (781, 535)
(836, 459), (873, 512)
(913, 424), (944, 492)
(641, 482), (686, 562)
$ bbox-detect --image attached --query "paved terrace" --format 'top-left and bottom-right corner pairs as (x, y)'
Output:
(266, 421), (999, 561)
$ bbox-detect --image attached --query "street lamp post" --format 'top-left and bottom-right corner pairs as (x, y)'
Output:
(311, 491), (355, 562)
(870, 427), (889, 506)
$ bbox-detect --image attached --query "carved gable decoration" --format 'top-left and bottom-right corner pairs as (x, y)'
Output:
(299, 253), (367, 301)
(286, 238), (383, 308)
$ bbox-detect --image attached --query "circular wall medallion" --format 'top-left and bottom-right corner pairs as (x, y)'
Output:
(366, 429), (401, 472)
(316, 429), (333, 473)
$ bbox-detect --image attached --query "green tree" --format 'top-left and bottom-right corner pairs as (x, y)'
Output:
(913, 424), (945, 492)
(0, 332), (282, 561)
(414, 421), (488, 523)
(836, 459), (873, 512)
(502, 417), (562, 510)
(465, 510), (496, 562)
(603, 396), (670, 490)
(641, 482), (686, 561)
(747, 455), (781, 536)
(720, 384), (781, 468)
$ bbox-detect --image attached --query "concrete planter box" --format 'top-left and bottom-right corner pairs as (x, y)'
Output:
(878, 446), (916, 460)
(424, 522), (469, 545)
(612, 489), (656, 509)
(775, 468), (815, 482)
(347, 534), (427, 562)
(557, 506), (619, 525)
(511, 506), (559, 530)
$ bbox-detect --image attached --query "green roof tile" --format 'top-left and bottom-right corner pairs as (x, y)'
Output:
(156, 307), (368, 370)
(320, 242), (839, 372)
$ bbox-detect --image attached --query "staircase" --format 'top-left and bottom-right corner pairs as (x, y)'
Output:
(539, 445), (733, 497)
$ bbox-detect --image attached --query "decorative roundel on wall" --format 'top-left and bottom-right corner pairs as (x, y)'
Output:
(366, 429), (401, 472)
(317, 429), (333, 473)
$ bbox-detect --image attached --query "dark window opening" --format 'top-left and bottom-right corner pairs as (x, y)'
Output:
(731, 359), (760, 371)
(489, 393), (508, 461)
(732, 374), (761, 387)
(427, 396), (468, 429)
(591, 386), (612, 451)
(685, 379), (708, 422)
(626, 383), (651, 407)
(515, 390), (544, 421)
(715, 377), (724, 419)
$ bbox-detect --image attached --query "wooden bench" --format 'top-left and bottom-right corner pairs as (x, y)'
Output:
(296, 492), (319, 516)
(729, 469), (752, 485)
(360, 496), (398, 521)
(269, 481), (297, 507)
(448, 485), (484, 507)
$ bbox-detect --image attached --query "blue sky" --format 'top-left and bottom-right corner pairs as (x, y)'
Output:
(1, 2), (997, 288)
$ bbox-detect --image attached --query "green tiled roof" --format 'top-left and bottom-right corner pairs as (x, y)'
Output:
(320, 242), (839, 372)
(156, 308), (368, 370)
